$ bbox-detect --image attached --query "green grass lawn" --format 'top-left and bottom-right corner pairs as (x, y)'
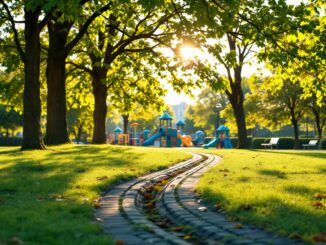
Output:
(0, 145), (191, 245)
(196, 149), (326, 243)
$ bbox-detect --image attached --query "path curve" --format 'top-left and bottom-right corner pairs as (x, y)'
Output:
(96, 153), (305, 245)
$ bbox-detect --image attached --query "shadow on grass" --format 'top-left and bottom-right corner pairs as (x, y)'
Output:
(0, 145), (147, 243)
(284, 185), (324, 196)
(249, 149), (326, 160)
(200, 187), (326, 240)
(258, 169), (287, 179)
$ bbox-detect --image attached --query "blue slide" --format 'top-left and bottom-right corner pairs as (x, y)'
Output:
(203, 138), (219, 149)
(142, 127), (165, 146)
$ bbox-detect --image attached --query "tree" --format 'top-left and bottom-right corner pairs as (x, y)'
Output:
(306, 93), (326, 139)
(67, 107), (92, 144)
(0, 105), (22, 138)
(44, 1), (112, 145)
(69, 3), (180, 143)
(108, 54), (166, 134)
(253, 77), (307, 149)
(185, 87), (228, 134)
(178, 0), (322, 147)
(0, 0), (61, 149)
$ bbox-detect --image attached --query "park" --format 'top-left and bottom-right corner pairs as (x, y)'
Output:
(0, 0), (325, 244)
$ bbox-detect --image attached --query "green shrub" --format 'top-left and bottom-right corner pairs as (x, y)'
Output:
(251, 138), (266, 149)
(320, 139), (326, 149)
(0, 137), (23, 146)
(229, 137), (252, 148)
(230, 137), (238, 147)
(278, 137), (294, 149)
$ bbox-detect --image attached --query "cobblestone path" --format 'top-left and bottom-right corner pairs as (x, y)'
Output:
(96, 153), (305, 245)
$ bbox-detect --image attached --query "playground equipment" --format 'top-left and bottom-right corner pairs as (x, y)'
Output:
(113, 127), (122, 144)
(176, 120), (193, 147)
(203, 125), (233, 149)
(143, 129), (151, 141)
(142, 112), (195, 147)
(118, 134), (129, 145)
(130, 122), (140, 146)
(143, 112), (178, 147)
(192, 130), (205, 146)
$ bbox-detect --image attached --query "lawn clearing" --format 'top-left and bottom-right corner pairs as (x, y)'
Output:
(196, 149), (326, 243)
(0, 145), (190, 245)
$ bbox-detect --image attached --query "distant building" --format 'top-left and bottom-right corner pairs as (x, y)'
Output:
(171, 102), (188, 122)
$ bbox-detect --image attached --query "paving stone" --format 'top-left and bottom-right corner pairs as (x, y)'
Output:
(97, 153), (305, 245)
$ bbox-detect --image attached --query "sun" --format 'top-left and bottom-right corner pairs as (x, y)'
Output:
(179, 46), (197, 61)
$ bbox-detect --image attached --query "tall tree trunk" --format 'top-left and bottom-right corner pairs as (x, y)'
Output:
(122, 115), (129, 134)
(292, 119), (300, 149)
(92, 73), (108, 144)
(77, 124), (82, 144)
(45, 22), (71, 145)
(227, 79), (249, 149)
(312, 109), (322, 139)
(290, 109), (300, 149)
(21, 9), (45, 150)
(231, 100), (248, 149)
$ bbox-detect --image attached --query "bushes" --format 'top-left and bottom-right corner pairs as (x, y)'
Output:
(251, 138), (266, 149)
(278, 137), (295, 149)
(0, 137), (23, 146)
(229, 137), (326, 149)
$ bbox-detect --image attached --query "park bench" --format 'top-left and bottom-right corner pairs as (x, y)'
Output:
(261, 137), (279, 149)
(302, 139), (319, 149)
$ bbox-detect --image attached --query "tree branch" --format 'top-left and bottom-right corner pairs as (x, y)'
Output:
(65, 2), (113, 55)
(0, 0), (25, 61)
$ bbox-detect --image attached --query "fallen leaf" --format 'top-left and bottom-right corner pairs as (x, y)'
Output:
(314, 193), (326, 199)
(312, 201), (324, 208)
(96, 176), (108, 181)
(239, 204), (252, 211)
(313, 233), (326, 243)
(143, 193), (153, 200)
(234, 224), (243, 229)
(173, 226), (184, 232)
(214, 203), (222, 209)
(183, 235), (192, 240)
(93, 203), (101, 208)
(115, 240), (124, 245)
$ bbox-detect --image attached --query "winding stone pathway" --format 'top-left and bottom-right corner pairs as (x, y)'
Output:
(96, 153), (305, 245)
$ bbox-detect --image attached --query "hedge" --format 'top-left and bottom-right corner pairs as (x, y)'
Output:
(0, 137), (23, 146)
(320, 139), (326, 149)
(228, 137), (326, 149)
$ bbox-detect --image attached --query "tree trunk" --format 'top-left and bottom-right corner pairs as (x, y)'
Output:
(312, 109), (322, 139)
(232, 101), (248, 148)
(227, 82), (249, 149)
(21, 9), (45, 150)
(122, 115), (129, 134)
(77, 124), (82, 144)
(292, 119), (300, 149)
(45, 22), (71, 145)
(92, 73), (108, 144)
(290, 107), (300, 149)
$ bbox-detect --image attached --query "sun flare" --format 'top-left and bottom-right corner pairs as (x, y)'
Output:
(180, 46), (197, 60)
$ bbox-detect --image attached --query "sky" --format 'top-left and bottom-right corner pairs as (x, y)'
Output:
(164, 55), (271, 105)
(164, 0), (304, 106)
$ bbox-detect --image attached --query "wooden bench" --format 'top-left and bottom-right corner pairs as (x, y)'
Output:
(261, 137), (279, 149)
(302, 140), (319, 149)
